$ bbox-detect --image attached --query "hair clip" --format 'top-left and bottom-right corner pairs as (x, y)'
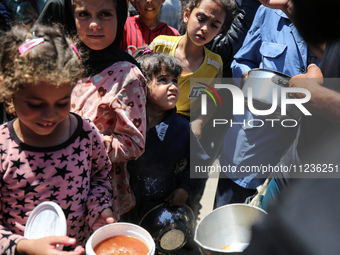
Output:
(18, 38), (45, 54)
(70, 44), (81, 59)
(142, 48), (156, 55)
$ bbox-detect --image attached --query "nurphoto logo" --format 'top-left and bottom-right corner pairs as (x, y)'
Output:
(200, 83), (311, 117)
(191, 78), (312, 129)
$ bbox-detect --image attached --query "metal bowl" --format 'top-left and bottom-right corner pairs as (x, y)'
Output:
(139, 203), (195, 254)
(242, 68), (302, 121)
(194, 204), (267, 255)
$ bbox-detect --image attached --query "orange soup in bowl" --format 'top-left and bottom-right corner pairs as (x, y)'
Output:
(93, 235), (149, 255)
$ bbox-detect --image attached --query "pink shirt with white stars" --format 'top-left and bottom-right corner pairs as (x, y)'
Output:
(0, 113), (113, 254)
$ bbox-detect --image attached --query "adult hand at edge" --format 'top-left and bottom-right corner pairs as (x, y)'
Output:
(259, 0), (293, 17)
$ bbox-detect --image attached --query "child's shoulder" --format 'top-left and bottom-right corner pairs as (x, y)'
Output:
(98, 61), (143, 79)
(203, 47), (223, 73)
(125, 15), (140, 26)
(204, 47), (223, 64)
(150, 35), (181, 49)
(71, 113), (106, 142)
(158, 22), (180, 36)
(0, 120), (12, 142)
(169, 111), (191, 133)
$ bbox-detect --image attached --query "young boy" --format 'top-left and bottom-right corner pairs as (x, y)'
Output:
(121, 0), (180, 55)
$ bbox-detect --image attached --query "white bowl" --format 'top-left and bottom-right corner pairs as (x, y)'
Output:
(85, 222), (155, 255)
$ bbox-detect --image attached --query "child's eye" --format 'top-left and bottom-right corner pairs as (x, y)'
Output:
(101, 12), (112, 17)
(27, 102), (43, 109)
(197, 15), (203, 22)
(172, 79), (178, 84)
(211, 23), (219, 29)
(158, 78), (167, 83)
(57, 102), (70, 108)
(77, 11), (89, 18)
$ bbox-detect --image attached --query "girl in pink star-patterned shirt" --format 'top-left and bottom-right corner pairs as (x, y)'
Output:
(0, 24), (114, 254)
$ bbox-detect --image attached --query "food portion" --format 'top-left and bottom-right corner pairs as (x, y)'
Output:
(221, 242), (249, 252)
(94, 235), (149, 255)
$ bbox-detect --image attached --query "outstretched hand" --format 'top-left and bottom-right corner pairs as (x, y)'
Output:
(16, 236), (85, 255)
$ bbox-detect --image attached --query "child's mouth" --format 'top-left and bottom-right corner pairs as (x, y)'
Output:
(196, 34), (206, 41)
(88, 35), (103, 39)
(37, 122), (56, 129)
(168, 93), (177, 99)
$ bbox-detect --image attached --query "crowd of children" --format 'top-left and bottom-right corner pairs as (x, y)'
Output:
(1, 0), (338, 254)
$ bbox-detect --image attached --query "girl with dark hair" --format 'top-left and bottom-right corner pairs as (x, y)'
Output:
(38, 0), (147, 220)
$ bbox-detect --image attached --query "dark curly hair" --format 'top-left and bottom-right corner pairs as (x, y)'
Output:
(182, 0), (238, 32)
(133, 46), (183, 83)
(0, 24), (83, 115)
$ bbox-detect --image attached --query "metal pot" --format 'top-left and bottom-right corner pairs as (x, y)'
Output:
(139, 203), (195, 254)
(242, 68), (302, 121)
(194, 204), (267, 255)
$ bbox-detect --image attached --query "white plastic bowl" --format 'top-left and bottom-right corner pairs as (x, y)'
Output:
(85, 222), (155, 255)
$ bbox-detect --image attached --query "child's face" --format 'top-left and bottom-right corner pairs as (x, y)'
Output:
(147, 67), (179, 111)
(136, 0), (165, 21)
(74, 0), (117, 50)
(13, 82), (73, 137)
(183, 0), (226, 47)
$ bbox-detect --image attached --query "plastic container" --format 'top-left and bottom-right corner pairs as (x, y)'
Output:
(24, 201), (67, 251)
(85, 222), (155, 255)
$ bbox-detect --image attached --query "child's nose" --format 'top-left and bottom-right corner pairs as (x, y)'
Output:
(89, 18), (101, 31)
(41, 106), (58, 119)
(169, 83), (178, 90)
(201, 24), (208, 32)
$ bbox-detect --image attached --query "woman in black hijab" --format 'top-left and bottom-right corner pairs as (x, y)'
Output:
(38, 0), (146, 221)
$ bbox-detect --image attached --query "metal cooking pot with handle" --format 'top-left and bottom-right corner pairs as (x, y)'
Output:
(194, 204), (267, 255)
(242, 68), (303, 121)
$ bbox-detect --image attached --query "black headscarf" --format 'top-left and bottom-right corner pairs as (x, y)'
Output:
(38, 0), (139, 76)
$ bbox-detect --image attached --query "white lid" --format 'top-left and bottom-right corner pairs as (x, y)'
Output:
(24, 201), (67, 250)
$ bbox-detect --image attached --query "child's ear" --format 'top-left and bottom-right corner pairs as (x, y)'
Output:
(183, 8), (190, 24)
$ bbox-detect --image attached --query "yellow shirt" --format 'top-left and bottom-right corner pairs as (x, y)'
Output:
(150, 35), (223, 117)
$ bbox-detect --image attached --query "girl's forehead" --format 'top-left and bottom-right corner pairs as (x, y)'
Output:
(155, 68), (175, 77)
(18, 82), (73, 98)
(74, 0), (116, 10)
(192, 0), (226, 20)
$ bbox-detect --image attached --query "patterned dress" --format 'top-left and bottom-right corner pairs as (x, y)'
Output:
(71, 61), (147, 219)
